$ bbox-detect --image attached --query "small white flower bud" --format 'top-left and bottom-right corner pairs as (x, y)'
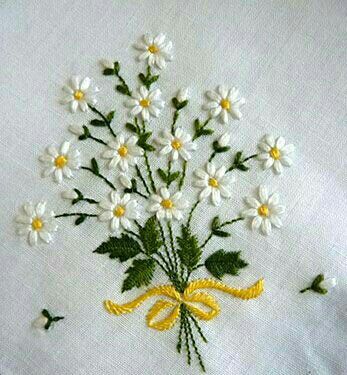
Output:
(62, 189), (79, 200)
(119, 174), (132, 189)
(176, 88), (189, 102)
(32, 315), (48, 329)
(218, 133), (230, 147)
(100, 59), (114, 69)
(320, 277), (337, 290)
(68, 124), (84, 136)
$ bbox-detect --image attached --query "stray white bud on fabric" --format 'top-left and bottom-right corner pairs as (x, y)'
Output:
(62, 189), (79, 200)
(68, 124), (85, 136)
(176, 88), (189, 102)
(32, 315), (48, 329)
(119, 174), (132, 189)
(218, 133), (231, 147)
(100, 59), (114, 69)
(321, 277), (337, 290)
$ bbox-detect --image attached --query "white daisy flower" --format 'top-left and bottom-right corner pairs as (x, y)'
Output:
(176, 88), (189, 102)
(99, 192), (139, 232)
(156, 127), (197, 161)
(125, 86), (165, 121)
(193, 162), (234, 206)
(148, 187), (188, 221)
(60, 76), (99, 113)
(15, 201), (57, 246)
(242, 185), (285, 236)
(203, 85), (246, 124)
(39, 141), (81, 184)
(102, 134), (144, 172)
(134, 33), (173, 70)
(258, 134), (295, 174)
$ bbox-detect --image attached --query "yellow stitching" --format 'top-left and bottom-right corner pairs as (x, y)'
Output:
(104, 278), (264, 330)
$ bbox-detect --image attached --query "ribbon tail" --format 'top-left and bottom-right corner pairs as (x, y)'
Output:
(146, 300), (181, 331)
(104, 285), (180, 316)
(185, 278), (264, 300)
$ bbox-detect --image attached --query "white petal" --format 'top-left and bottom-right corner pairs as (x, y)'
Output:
(268, 193), (279, 206)
(79, 100), (89, 112)
(172, 209), (183, 221)
(263, 158), (274, 170)
(211, 189), (221, 206)
(217, 85), (228, 98)
(252, 216), (262, 230)
(23, 202), (35, 217)
(218, 133), (230, 147)
(120, 217), (131, 230)
(29, 231), (38, 246)
(276, 136), (285, 149)
(215, 166), (226, 180)
(270, 215), (283, 228)
(62, 190), (78, 200)
(272, 205), (285, 215)
(245, 197), (261, 208)
(320, 278), (337, 290)
(264, 134), (275, 147)
(273, 160), (283, 174)
(99, 199), (114, 210)
(148, 88), (162, 101)
(258, 185), (269, 203)
(206, 162), (216, 176)
(99, 211), (114, 221)
(242, 208), (258, 217)
(39, 231), (53, 243)
(221, 109), (229, 124)
(54, 169), (63, 183)
(160, 187), (170, 200)
(110, 217), (120, 231)
(179, 148), (191, 161)
(280, 156), (293, 167)
(149, 203), (161, 212)
(80, 77), (91, 91)
(141, 108), (149, 121)
(281, 144), (295, 155)
(119, 174), (132, 189)
(35, 201), (46, 217)
(110, 191), (120, 205)
(258, 152), (270, 160)
(206, 90), (221, 102)
(261, 219), (272, 235)
(203, 101), (219, 110)
(130, 106), (142, 116)
(199, 186), (212, 200)
(219, 185), (231, 198)
(210, 106), (222, 118)
(68, 124), (84, 135)
(258, 142), (271, 152)
(138, 51), (150, 61)
(62, 166), (73, 178)
(194, 168), (208, 179)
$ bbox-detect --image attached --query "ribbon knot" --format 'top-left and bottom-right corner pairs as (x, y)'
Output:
(104, 278), (264, 331)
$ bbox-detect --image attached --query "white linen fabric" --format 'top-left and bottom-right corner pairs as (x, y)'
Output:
(0, 1), (346, 374)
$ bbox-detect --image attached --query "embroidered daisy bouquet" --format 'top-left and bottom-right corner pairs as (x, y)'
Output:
(15, 34), (295, 372)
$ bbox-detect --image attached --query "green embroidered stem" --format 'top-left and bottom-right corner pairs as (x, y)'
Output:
(158, 221), (175, 274)
(182, 308), (192, 366)
(144, 151), (156, 192)
(185, 308), (206, 372)
(208, 151), (217, 162)
(178, 160), (187, 191)
(187, 200), (200, 228)
(88, 105), (117, 138)
(166, 160), (172, 188)
(227, 153), (258, 172)
(135, 165), (150, 195)
(300, 274), (329, 294)
(81, 166), (116, 191)
(88, 134), (107, 145)
(192, 118), (212, 141)
(201, 217), (243, 249)
(78, 126), (108, 145)
(69, 188), (99, 205)
(115, 71), (132, 96)
(167, 221), (179, 274)
(176, 312), (184, 353)
(55, 213), (97, 218)
(138, 66), (159, 90)
(185, 309), (208, 343)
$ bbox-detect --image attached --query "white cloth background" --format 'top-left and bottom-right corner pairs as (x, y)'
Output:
(0, 1), (346, 374)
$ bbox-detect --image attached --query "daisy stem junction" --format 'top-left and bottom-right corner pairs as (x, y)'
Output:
(88, 104), (117, 138)
(81, 166), (116, 191)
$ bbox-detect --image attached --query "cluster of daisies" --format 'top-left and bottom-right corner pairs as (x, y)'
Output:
(15, 32), (296, 246)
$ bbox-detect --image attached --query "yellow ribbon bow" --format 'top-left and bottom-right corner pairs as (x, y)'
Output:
(104, 278), (264, 331)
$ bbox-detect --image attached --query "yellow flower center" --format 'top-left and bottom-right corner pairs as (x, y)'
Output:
(269, 147), (281, 160)
(208, 178), (219, 188)
(32, 217), (43, 231)
(148, 44), (159, 54)
(113, 205), (125, 217)
(171, 139), (182, 150)
(74, 90), (84, 100)
(140, 99), (151, 108)
(54, 155), (68, 168)
(161, 199), (173, 209)
(118, 145), (128, 157)
(220, 99), (230, 110)
(258, 204), (269, 217)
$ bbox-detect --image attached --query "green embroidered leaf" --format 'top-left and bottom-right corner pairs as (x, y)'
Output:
(78, 125), (91, 140)
(90, 119), (106, 127)
(91, 158), (99, 174)
(52, 316), (64, 322)
(177, 225), (202, 270)
(237, 164), (249, 171)
(122, 258), (156, 292)
(139, 216), (163, 255)
(126, 122), (138, 133)
(124, 178), (138, 194)
(138, 132), (155, 151)
(113, 61), (120, 74)
(212, 229), (230, 237)
(212, 141), (230, 153)
(93, 234), (142, 262)
(157, 168), (168, 182)
(116, 84), (131, 96)
(75, 214), (87, 225)
(211, 216), (221, 229)
(106, 111), (115, 122)
(211, 216), (230, 237)
(234, 151), (242, 164)
(168, 171), (180, 184)
(205, 250), (248, 279)
(41, 309), (51, 319)
(103, 68), (115, 76)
